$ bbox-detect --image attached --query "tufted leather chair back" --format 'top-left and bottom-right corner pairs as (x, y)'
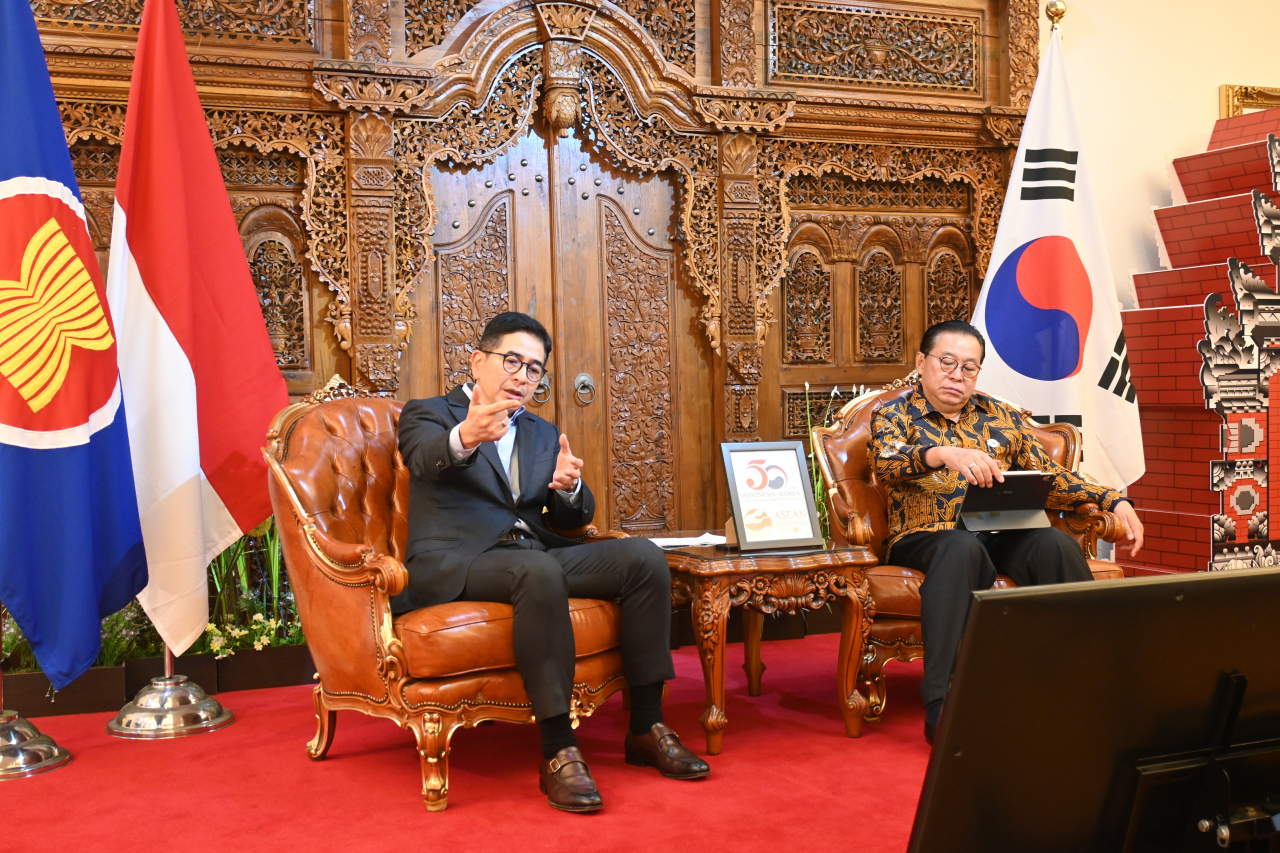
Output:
(812, 385), (1079, 559)
(271, 397), (410, 561)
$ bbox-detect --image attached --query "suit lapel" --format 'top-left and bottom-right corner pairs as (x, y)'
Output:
(446, 385), (513, 501)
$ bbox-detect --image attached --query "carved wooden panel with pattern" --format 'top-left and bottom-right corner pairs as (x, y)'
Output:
(435, 194), (514, 390)
(784, 252), (832, 364)
(857, 250), (903, 360)
(601, 201), (676, 532)
(926, 249), (971, 327)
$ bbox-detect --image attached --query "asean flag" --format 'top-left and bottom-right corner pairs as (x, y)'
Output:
(105, 0), (288, 654)
(971, 27), (1144, 490)
(0, 0), (147, 689)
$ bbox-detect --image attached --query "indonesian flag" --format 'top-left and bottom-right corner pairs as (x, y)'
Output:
(105, 0), (288, 653)
(971, 27), (1144, 490)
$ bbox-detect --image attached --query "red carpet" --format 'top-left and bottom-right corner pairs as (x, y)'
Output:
(8, 634), (929, 852)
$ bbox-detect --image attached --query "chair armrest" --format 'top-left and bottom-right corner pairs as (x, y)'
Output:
(1050, 503), (1124, 561)
(829, 488), (873, 548)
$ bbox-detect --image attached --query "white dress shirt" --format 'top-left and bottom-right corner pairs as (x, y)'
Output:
(447, 383), (582, 509)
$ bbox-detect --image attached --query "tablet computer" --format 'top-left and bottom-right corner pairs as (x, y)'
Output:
(958, 470), (1052, 532)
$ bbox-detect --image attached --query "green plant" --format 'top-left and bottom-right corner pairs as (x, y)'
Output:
(196, 516), (304, 657)
(1, 606), (39, 674)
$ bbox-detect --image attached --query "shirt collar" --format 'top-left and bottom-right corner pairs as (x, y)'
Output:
(908, 386), (991, 419)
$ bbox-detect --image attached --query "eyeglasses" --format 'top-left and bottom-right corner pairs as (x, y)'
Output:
(480, 350), (545, 382)
(925, 352), (981, 379)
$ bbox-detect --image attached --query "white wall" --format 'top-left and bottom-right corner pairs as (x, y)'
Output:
(1041, 0), (1275, 307)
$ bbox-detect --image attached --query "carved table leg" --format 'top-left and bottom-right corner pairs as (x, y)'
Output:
(742, 608), (766, 696)
(834, 569), (872, 738)
(690, 576), (732, 754)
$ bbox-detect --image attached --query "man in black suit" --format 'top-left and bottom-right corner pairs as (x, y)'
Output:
(396, 312), (709, 812)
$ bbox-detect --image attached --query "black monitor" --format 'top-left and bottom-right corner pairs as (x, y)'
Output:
(909, 568), (1280, 852)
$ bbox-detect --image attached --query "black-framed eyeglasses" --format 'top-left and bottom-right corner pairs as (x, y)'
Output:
(480, 350), (545, 382)
(924, 352), (981, 379)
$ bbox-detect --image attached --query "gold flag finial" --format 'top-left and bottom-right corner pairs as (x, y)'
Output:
(1045, 1), (1067, 26)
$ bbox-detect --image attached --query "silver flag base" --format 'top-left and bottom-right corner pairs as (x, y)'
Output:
(0, 709), (72, 779)
(106, 675), (233, 739)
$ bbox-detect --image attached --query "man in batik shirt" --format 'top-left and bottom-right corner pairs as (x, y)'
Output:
(869, 320), (1144, 743)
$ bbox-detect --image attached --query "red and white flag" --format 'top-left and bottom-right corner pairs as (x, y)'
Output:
(105, 0), (288, 653)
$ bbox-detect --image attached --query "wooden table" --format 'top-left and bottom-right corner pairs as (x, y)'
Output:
(664, 540), (877, 754)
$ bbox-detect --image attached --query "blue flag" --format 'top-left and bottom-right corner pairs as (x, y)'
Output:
(0, 0), (147, 690)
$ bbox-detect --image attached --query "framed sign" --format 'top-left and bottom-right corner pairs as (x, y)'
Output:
(721, 441), (825, 551)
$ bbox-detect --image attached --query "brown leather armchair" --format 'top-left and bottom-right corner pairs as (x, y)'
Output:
(811, 382), (1126, 723)
(263, 389), (627, 812)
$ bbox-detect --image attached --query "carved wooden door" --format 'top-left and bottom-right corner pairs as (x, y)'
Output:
(427, 122), (682, 533)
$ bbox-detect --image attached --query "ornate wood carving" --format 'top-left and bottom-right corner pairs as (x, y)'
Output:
(69, 140), (119, 184)
(694, 90), (796, 134)
(1008, 0), (1039, 108)
(406, 0), (485, 55)
(784, 252), (831, 364)
(577, 54), (721, 348)
(249, 236), (309, 369)
(787, 173), (968, 211)
(770, 1), (980, 93)
(783, 387), (859, 437)
(601, 203), (675, 532)
(926, 249), (970, 328)
(719, 0), (756, 87)
(347, 113), (402, 393)
(58, 100), (349, 385)
(756, 141), (1005, 331)
(536, 3), (597, 40)
(350, 0), (392, 63)
(543, 41), (584, 138)
(615, 0), (696, 76)
(790, 211), (972, 263)
(394, 49), (543, 372)
(857, 249), (901, 360)
(32, 0), (313, 44)
(983, 111), (1026, 148)
(436, 195), (513, 390)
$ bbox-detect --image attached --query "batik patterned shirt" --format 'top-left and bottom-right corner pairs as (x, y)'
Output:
(868, 387), (1125, 556)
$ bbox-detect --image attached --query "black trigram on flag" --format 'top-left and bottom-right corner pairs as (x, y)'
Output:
(1098, 332), (1136, 403)
(1020, 148), (1078, 201)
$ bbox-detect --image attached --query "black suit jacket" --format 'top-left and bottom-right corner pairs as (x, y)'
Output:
(392, 384), (595, 613)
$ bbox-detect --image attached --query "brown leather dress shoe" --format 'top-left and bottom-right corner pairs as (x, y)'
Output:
(538, 746), (603, 813)
(624, 723), (711, 779)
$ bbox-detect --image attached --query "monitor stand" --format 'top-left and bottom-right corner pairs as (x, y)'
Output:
(1124, 673), (1280, 852)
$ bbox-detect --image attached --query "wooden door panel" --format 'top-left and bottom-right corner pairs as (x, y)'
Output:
(428, 129), (556, 417)
(550, 138), (680, 533)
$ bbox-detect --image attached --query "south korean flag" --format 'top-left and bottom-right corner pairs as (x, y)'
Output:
(970, 27), (1145, 490)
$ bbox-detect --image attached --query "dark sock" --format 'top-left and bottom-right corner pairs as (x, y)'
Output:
(924, 699), (943, 731)
(628, 682), (665, 736)
(538, 713), (577, 760)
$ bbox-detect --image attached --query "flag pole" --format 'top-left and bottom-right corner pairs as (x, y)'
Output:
(106, 640), (232, 739)
(0, 604), (72, 779)
(1046, 0), (1066, 28)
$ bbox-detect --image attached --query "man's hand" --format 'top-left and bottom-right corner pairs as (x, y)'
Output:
(1112, 500), (1144, 557)
(457, 385), (521, 449)
(925, 445), (1005, 488)
(549, 434), (583, 491)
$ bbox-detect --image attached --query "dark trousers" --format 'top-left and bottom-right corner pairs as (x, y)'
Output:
(455, 536), (675, 720)
(890, 527), (1092, 708)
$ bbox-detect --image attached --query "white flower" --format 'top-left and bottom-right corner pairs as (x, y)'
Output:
(252, 613), (265, 623)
